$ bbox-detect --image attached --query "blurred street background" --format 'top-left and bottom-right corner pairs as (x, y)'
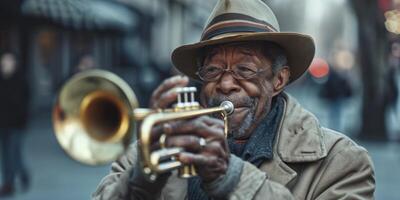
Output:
(1, 0), (400, 199)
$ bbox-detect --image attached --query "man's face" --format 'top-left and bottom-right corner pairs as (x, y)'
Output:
(200, 43), (280, 139)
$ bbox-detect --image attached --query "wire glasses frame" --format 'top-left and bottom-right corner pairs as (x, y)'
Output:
(196, 65), (269, 82)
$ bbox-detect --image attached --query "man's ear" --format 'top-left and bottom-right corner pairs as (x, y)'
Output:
(272, 67), (290, 96)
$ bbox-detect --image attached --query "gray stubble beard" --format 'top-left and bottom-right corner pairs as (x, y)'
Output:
(207, 96), (257, 139)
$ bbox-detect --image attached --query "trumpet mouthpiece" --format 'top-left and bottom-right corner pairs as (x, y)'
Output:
(220, 101), (234, 115)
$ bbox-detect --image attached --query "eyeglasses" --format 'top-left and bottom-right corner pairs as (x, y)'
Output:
(196, 65), (269, 82)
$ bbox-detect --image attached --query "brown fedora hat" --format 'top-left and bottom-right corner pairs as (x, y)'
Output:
(171, 0), (315, 83)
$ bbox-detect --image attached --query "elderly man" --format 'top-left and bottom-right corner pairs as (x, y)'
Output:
(93, 0), (375, 199)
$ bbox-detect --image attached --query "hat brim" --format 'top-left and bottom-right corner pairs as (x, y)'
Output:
(171, 32), (315, 83)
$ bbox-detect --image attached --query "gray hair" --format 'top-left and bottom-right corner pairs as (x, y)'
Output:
(261, 42), (288, 74)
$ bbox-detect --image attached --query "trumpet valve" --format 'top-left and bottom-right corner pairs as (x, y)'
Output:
(174, 87), (200, 110)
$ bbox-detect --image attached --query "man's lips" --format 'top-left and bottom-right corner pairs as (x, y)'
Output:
(233, 107), (249, 114)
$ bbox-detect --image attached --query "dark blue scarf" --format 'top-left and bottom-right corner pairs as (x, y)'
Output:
(187, 95), (285, 200)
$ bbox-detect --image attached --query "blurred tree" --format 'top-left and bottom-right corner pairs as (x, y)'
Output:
(350, 0), (389, 140)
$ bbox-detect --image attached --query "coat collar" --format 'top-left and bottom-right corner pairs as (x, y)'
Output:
(260, 92), (327, 186)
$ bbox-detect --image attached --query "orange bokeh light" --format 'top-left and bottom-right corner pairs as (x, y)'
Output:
(309, 58), (330, 78)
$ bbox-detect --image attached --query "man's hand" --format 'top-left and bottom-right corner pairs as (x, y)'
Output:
(152, 116), (229, 183)
(148, 76), (229, 182)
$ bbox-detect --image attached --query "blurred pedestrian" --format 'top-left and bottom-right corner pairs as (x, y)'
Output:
(319, 67), (353, 131)
(0, 52), (31, 196)
(387, 42), (400, 139)
(385, 64), (399, 137)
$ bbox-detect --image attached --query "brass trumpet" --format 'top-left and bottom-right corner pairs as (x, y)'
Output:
(52, 70), (234, 181)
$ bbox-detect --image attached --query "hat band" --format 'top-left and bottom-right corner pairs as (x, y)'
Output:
(201, 25), (273, 41)
(201, 13), (278, 41)
(205, 13), (277, 31)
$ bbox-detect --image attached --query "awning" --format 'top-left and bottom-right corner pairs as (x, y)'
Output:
(22, 0), (137, 33)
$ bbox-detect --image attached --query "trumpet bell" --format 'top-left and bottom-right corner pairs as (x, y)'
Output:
(52, 70), (138, 165)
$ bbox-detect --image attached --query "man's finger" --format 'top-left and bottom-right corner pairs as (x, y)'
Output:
(150, 76), (189, 108)
(178, 153), (228, 174)
(201, 116), (224, 129)
(164, 135), (204, 152)
(178, 152), (217, 166)
(150, 124), (164, 141)
(166, 117), (225, 140)
(153, 75), (188, 99)
(202, 141), (229, 160)
(156, 88), (180, 108)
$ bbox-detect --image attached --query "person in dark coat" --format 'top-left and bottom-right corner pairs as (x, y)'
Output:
(319, 67), (353, 131)
(0, 52), (30, 196)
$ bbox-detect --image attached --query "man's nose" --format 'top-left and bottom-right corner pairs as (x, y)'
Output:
(216, 72), (241, 94)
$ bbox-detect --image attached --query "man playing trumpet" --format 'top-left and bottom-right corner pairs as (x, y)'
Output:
(93, 0), (375, 199)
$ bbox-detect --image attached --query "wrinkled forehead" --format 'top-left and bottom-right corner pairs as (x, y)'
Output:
(205, 42), (264, 56)
(201, 41), (267, 63)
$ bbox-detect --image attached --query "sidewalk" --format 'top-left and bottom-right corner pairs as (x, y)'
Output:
(0, 111), (109, 200)
(360, 141), (400, 200)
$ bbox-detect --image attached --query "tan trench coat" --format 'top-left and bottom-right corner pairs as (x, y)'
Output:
(92, 93), (375, 200)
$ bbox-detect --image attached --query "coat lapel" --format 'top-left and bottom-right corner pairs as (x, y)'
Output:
(260, 93), (327, 186)
(276, 93), (327, 163)
(259, 156), (297, 186)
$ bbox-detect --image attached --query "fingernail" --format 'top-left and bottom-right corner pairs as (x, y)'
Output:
(181, 75), (189, 81)
(170, 75), (180, 82)
(178, 154), (190, 163)
(168, 89), (178, 96)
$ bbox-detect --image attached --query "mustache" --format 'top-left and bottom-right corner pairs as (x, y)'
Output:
(207, 95), (255, 108)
